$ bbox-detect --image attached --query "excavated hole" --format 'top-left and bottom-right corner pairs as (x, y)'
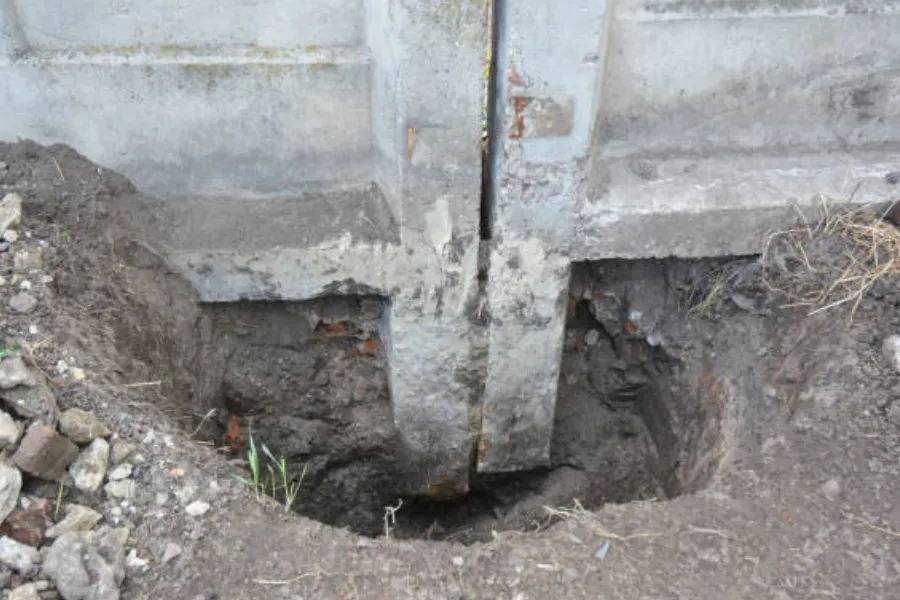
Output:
(142, 258), (761, 545)
(5, 142), (773, 547)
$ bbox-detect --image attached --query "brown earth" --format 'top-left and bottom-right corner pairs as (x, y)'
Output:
(0, 140), (898, 599)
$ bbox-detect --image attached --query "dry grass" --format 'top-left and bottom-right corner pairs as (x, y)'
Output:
(762, 200), (900, 322)
(684, 262), (745, 317)
(543, 499), (667, 541)
(544, 499), (733, 545)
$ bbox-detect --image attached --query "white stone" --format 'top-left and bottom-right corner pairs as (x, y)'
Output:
(822, 479), (841, 501)
(7, 583), (41, 600)
(13, 249), (43, 272)
(0, 356), (35, 390)
(125, 548), (149, 571)
(3, 229), (19, 243)
(69, 439), (110, 493)
(0, 461), (22, 523)
(107, 463), (133, 481)
(0, 193), (22, 235)
(104, 480), (136, 500)
(184, 501), (210, 517)
(0, 536), (40, 574)
(882, 335), (900, 374)
(174, 485), (196, 505)
(8, 292), (37, 314)
(46, 505), (103, 538)
(0, 411), (22, 450)
(59, 409), (111, 444)
(160, 542), (183, 565)
(887, 402), (900, 426)
(43, 533), (91, 600)
(583, 329), (600, 346)
(109, 442), (136, 465)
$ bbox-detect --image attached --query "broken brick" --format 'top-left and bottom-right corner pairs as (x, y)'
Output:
(0, 499), (51, 547)
(12, 423), (79, 481)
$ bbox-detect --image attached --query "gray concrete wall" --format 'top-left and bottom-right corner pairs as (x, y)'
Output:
(481, 0), (900, 476)
(3, 0), (899, 491)
(0, 0), (490, 497)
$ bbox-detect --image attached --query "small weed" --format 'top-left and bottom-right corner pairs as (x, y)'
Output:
(229, 428), (307, 512)
(0, 343), (21, 360)
(229, 429), (263, 501)
(261, 444), (308, 512)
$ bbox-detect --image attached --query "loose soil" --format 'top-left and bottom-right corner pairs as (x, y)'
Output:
(1, 140), (898, 599)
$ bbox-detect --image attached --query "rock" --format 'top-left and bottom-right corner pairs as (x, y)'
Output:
(0, 193), (22, 235)
(109, 443), (135, 466)
(106, 464), (132, 482)
(887, 402), (900, 426)
(125, 549), (148, 572)
(0, 410), (22, 450)
(0, 535), (41, 573)
(583, 329), (600, 346)
(8, 292), (37, 314)
(58, 410), (110, 444)
(13, 424), (79, 481)
(160, 542), (182, 565)
(173, 485), (196, 505)
(69, 439), (110, 494)
(86, 527), (129, 598)
(184, 501), (210, 517)
(0, 564), (10, 589)
(8, 583), (42, 600)
(730, 293), (756, 312)
(42, 533), (90, 600)
(103, 480), (135, 500)
(43, 527), (128, 600)
(2, 376), (59, 423)
(13, 249), (43, 272)
(0, 498), (51, 546)
(0, 461), (22, 524)
(822, 479), (841, 501)
(0, 356), (36, 390)
(46, 505), (102, 538)
(882, 335), (900, 374)
(3, 229), (19, 243)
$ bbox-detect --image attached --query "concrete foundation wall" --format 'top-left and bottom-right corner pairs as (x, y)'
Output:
(481, 0), (900, 476)
(3, 0), (899, 492)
